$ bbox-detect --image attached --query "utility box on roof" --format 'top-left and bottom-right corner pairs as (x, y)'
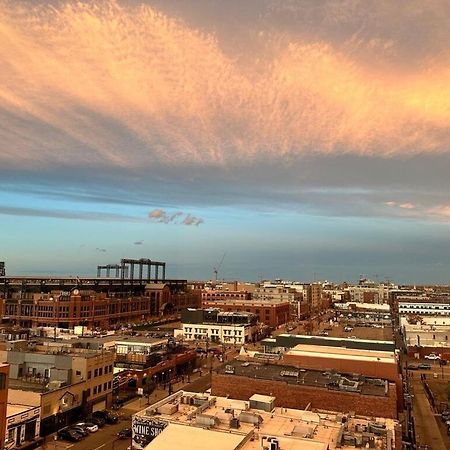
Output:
(249, 394), (275, 412)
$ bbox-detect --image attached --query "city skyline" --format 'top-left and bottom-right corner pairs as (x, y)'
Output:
(1, 1), (450, 283)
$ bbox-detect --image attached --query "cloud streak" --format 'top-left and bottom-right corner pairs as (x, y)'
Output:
(148, 209), (203, 226)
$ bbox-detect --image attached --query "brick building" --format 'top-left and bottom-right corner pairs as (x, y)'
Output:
(201, 298), (290, 327)
(211, 360), (398, 419)
(2, 283), (200, 330)
(0, 363), (9, 448)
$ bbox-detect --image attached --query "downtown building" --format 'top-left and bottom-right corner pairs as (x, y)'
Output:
(176, 309), (261, 344)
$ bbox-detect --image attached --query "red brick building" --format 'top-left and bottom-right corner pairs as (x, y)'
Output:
(2, 284), (199, 329)
(212, 361), (398, 419)
(201, 298), (290, 327)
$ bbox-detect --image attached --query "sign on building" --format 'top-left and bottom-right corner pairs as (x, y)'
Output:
(0, 262), (4, 276)
(132, 416), (168, 449)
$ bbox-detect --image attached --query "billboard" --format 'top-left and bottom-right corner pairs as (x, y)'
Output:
(132, 416), (168, 449)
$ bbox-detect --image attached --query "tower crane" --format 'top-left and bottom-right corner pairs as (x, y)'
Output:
(213, 253), (226, 281)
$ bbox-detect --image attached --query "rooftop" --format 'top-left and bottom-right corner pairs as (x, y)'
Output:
(215, 360), (390, 397)
(135, 390), (399, 450)
(285, 344), (397, 364)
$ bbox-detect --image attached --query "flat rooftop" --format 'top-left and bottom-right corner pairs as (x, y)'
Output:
(263, 334), (395, 352)
(215, 360), (390, 397)
(135, 391), (399, 450)
(285, 344), (397, 364)
(7, 403), (36, 418)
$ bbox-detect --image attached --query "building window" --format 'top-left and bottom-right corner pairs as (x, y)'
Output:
(93, 386), (97, 395)
(98, 385), (102, 393)
(104, 382), (107, 391)
(0, 373), (6, 390)
(76, 370), (81, 376)
(88, 371), (91, 379)
(94, 369), (98, 377)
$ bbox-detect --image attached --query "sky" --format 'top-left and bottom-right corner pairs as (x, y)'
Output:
(1, 0), (450, 283)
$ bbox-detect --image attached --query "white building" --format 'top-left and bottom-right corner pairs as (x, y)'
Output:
(398, 301), (450, 316)
(175, 322), (256, 345)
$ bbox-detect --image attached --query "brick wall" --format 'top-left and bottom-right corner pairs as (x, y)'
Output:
(211, 373), (398, 419)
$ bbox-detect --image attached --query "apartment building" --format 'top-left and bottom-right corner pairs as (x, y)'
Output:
(176, 309), (259, 344)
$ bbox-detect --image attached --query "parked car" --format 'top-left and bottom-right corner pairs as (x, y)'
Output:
(68, 426), (89, 437)
(93, 410), (119, 424)
(318, 331), (329, 336)
(441, 412), (450, 422)
(344, 326), (353, 332)
(418, 363), (432, 370)
(57, 428), (83, 442)
(76, 422), (98, 433)
(425, 353), (441, 360)
(89, 416), (106, 428)
(117, 428), (132, 439)
(407, 364), (419, 370)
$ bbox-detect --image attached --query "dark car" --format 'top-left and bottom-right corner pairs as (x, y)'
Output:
(93, 410), (119, 424)
(68, 426), (89, 437)
(418, 363), (432, 370)
(407, 364), (419, 370)
(89, 416), (106, 427)
(57, 428), (83, 442)
(118, 428), (132, 439)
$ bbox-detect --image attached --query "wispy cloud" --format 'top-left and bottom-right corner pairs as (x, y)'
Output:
(148, 209), (203, 226)
(133, 240), (144, 245)
(0, 0), (449, 178)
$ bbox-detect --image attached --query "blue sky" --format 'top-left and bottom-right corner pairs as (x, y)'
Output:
(1, 0), (450, 283)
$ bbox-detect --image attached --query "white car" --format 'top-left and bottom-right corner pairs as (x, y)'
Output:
(76, 422), (98, 433)
(424, 354), (441, 360)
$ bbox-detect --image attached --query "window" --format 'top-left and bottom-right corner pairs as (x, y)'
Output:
(99, 368), (103, 376)
(86, 388), (91, 397)
(0, 374), (6, 390)
(98, 384), (102, 393)
(93, 386), (97, 395)
(104, 382), (107, 390)
(88, 371), (91, 379)
(94, 369), (98, 377)
(76, 370), (81, 376)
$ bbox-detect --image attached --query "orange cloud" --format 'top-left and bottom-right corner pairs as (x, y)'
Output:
(0, 0), (449, 170)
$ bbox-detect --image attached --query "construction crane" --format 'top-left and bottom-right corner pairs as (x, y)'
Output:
(213, 253), (226, 281)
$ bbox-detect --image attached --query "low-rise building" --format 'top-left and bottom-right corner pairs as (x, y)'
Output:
(212, 359), (399, 419)
(176, 309), (260, 344)
(201, 298), (290, 328)
(132, 390), (402, 450)
(5, 402), (41, 450)
(5, 343), (114, 430)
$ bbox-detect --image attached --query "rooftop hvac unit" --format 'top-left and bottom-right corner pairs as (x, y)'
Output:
(196, 414), (218, 427)
(230, 418), (240, 429)
(224, 365), (235, 374)
(280, 370), (299, 377)
(239, 411), (263, 425)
